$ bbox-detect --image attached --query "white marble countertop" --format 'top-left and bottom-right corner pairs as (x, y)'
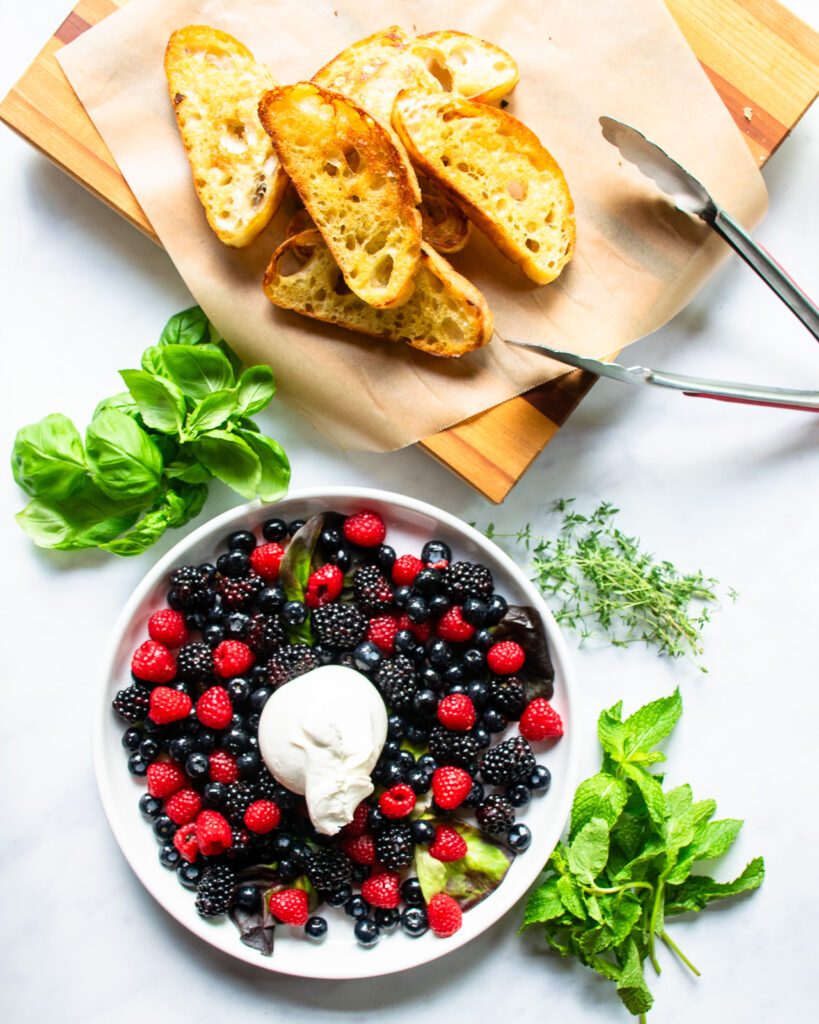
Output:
(1, 3), (817, 1021)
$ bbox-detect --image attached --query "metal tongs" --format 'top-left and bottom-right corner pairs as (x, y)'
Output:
(508, 117), (819, 413)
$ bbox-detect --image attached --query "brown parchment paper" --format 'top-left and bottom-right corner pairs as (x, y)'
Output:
(58, 0), (768, 452)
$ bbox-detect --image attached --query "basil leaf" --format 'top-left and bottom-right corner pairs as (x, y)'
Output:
(15, 480), (143, 550)
(141, 346), (166, 376)
(161, 345), (235, 400)
(12, 413), (87, 500)
(237, 429), (290, 501)
(236, 365), (276, 416)
(99, 484), (207, 555)
(158, 305), (210, 347)
(165, 453), (213, 484)
(86, 410), (163, 500)
(93, 392), (141, 422)
(191, 430), (260, 499)
(120, 369), (187, 434)
(185, 389), (238, 435)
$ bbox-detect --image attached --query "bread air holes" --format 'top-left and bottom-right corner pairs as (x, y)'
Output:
(525, 238), (540, 253)
(424, 58), (454, 91)
(365, 230), (389, 255)
(506, 180), (527, 201)
(371, 254), (394, 289)
(222, 122), (249, 154)
(342, 147), (364, 175)
(324, 161), (340, 177)
(277, 248), (311, 277)
(441, 317), (464, 343)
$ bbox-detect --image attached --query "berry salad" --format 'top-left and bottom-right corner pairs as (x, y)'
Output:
(113, 509), (564, 956)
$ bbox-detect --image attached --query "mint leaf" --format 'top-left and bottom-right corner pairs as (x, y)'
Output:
(567, 818), (610, 884)
(623, 688), (682, 757)
(185, 389), (238, 435)
(158, 305), (210, 347)
(597, 701), (625, 762)
(616, 938), (654, 1016)
(236, 365), (276, 416)
(556, 874), (587, 920)
(570, 773), (628, 840)
(86, 410), (163, 500)
(161, 345), (234, 400)
(120, 369), (186, 434)
(620, 761), (667, 825)
(12, 413), (87, 500)
(520, 878), (564, 929)
(191, 430), (260, 499)
(666, 857), (764, 915)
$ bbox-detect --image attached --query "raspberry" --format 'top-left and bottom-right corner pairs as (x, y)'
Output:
(217, 572), (264, 609)
(305, 564), (344, 609)
(367, 615), (398, 653)
(131, 640), (176, 684)
(244, 800), (281, 834)
(311, 604), (367, 650)
(146, 760), (186, 798)
(173, 822), (199, 863)
(429, 824), (467, 862)
(196, 686), (233, 729)
(342, 801), (371, 838)
(175, 642), (214, 684)
(209, 750), (239, 784)
(436, 605), (475, 642)
(343, 510), (387, 547)
(267, 644), (320, 686)
(379, 783), (416, 819)
(375, 822), (414, 871)
(341, 833), (376, 865)
(165, 787), (202, 825)
(437, 693), (476, 731)
(487, 640), (525, 675)
(353, 565), (394, 615)
(249, 542), (285, 582)
(431, 766), (473, 811)
(480, 736), (536, 785)
(520, 698), (564, 741)
(195, 863), (235, 917)
(147, 609), (189, 647)
(396, 612), (432, 643)
(442, 562), (494, 601)
(195, 809), (233, 856)
(361, 872), (400, 909)
(212, 640), (255, 678)
(112, 684), (150, 723)
(392, 554), (424, 586)
(428, 893), (462, 937)
(476, 793), (516, 835)
(148, 686), (192, 725)
(268, 888), (309, 925)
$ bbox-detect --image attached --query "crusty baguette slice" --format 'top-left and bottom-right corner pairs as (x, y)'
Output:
(392, 91), (575, 284)
(409, 31), (519, 103)
(165, 26), (287, 247)
(418, 175), (471, 254)
(263, 229), (493, 357)
(258, 82), (422, 308)
(312, 26), (409, 95)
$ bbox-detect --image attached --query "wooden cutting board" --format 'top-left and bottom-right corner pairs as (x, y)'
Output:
(3, 0), (818, 501)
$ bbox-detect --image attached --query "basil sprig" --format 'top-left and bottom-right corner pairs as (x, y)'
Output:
(11, 306), (290, 556)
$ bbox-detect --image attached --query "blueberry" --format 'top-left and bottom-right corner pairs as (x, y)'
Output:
(474, 628), (494, 650)
(203, 781), (226, 808)
(192, 727), (216, 753)
(484, 594), (508, 626)
(177, 861), (203, 889)
(352, 863), (371, 883)
(282, 601), (307, 627)
(421, 540), (451, 564)
(326, 886), (352, 908)
(405, 723), (430, 744)
(401, 877), (425, 905)
(127, 752), (149, 776)
(305, 916), (328, 941)
(272, 832), (293, 856)
(448, 683), (467, 696)
(277, 858), (299, 881)
(387, 714), (406, 740)
(380, 761), (404, 786)
(463, 781), (485, 808)
(507, 783), (531, 808)
(483, 708), (508, 733)
(249, 687), (272, 714)
(466, 680), (489, 708)
(185, 752), (209, 780)
(312, 643), (335, 666)
(288, 519), (306, 536)
(236, 751), (260, 777)
(227, 530), (257, 553)
(368, 806), (385, 831)
(400, 906), (428, 937)
(153, 813), (177, 841)
(417, 753), (438, 774)
(247, 712), (261, 731)
(225, 612), (250, 639)
(374, 907), (400, 931)
(345, 895), (371, 919)
(376, 544), (396, 574)
(262, 517), (288, 542)
(226, 676), (250, 704)
(393, 586), (412, 609)
(328, 547), (352, 572)
(198, 563), (217, 579)
(394, 630), (416, 654)
(443, 664), (464, 685)
(427, 638), (453, 668)
(507, 823), (532, 851)
(472, 726), (492, 750)
(138, 737), (159, 760)
(354, 918), (380, 947)
(412, 688), (438, 719)
(354, 641), (383, 673)
(121, 726), (143, 751)
(257, 585), (285, 613)
(397, 750), (416, 772)
(206, 596), (225, 623)
(216, 550), (250, 579)
(410, 820), (436, 845)
(184, 612), (206, 632)
(462, 648), (485, 676)
(290, 841), (311, 866)
(236, 885), (262, 912)
(407, 768), (431, 795)
(159, 843), (181, 869)
(528, 765), (552, 792)
(462, 597), (488, 626)
(319, 526), (343, 552)
(405, 596), (429, 623)
(139, 793), (162, 820)
(413, 568), (442, 595)
(382, 739), (401, 759)
(428, 593), (452, 616)
(420, 666), (442, 690)
(224, 728), (250, 755)
(204, 623), (225, 648)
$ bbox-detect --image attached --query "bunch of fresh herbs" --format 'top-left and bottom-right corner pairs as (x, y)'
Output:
(11, 306), (289, 555)
(521, 689), (764, 1020)
(487, 500), (731, 669)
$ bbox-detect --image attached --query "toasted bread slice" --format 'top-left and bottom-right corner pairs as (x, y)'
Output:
(393, 92), (575, 284)
(258, 82), (422, 308)
(312, 26), (409, 95)
(418, 175), (471, 254)
(263, 229), (493, 357)
(165, 26), (287, 247)
(409, 31), (519, 103)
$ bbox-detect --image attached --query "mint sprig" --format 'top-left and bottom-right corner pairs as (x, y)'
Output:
(11, 306), (290, 556)
(521, 690), (764, 1020)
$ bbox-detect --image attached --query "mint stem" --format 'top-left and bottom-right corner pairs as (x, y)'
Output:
(582, 881), (654, 896)
(660, 930), (701, 977)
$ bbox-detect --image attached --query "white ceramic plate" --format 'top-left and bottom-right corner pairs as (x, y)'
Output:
(95, 487), (581, 979)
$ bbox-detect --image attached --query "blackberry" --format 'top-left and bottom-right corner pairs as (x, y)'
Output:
(374, 656), (418, 715)
(488, 677), (527, 720)
(305, 848), (353, 892)
(224, 782), (255, 826)
(375, 822), (414, 871)
(195, 864), (236, 918)
(441, 561), (494, 602)
(226, 827), (253, 864)
(112, 684), (150, 723)
(168, 565), (215, 611)
(428, 725), (479, 770)
(476, 793), (516, 836)
(267, 644), (320, 687)
(311, 604), (367, 650)
(245, 613), (287, 656)
(352, 565), (394, 615)
(175, 642), (214, 684)
(480, 736), (536, 785)
(217, 572), (264, 609)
